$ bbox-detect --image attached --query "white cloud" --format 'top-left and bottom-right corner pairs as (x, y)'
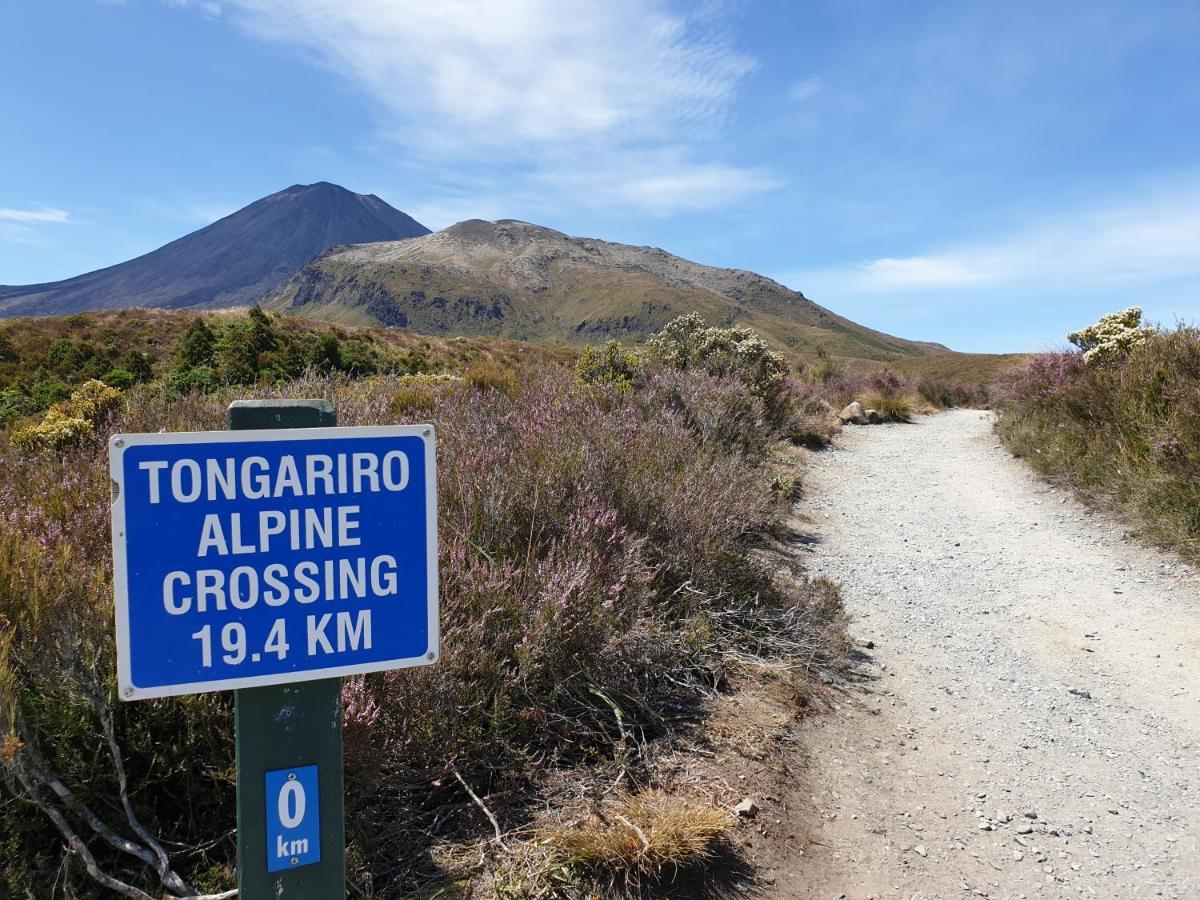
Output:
(800, 180), (1200, 295)
(857, 255), (984, 289)
(173, 0), (774, 215)
(789, 77), (823, 101)
(218, 0), (751, 152)
(164, 0), (222, 16)
(539, 158), (781, 215)
(0, 207), (72, 224)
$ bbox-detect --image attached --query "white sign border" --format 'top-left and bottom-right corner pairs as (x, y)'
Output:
(110, 424), (439, 701)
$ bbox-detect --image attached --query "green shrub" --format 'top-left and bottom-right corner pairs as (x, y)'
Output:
(124, 350), (154, 382)
(100, 367), (135, 390)
(337, 338), (378, 376)
(0, 332), (17, 364)
(212, 319), (260, 385)
(575, 340), (645, 389)
(166, 365), (218, 397)
(27, 377), (72, 411)
(0, 388), (33, 425)
(175, 317), (216, 370)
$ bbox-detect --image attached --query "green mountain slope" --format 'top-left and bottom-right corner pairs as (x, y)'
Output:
(267, 219), (945, 361)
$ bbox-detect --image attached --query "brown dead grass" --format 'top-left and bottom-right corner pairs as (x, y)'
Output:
(543, 791), (730, 877)
(858, 390), (916, 422)
(889, 351), (1028, 387)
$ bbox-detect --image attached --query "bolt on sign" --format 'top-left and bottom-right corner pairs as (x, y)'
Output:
(109, 422), (439, 698)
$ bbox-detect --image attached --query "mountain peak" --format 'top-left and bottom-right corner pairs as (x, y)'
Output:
(268, 218), (944, 360)
(0, 184), (430, 317)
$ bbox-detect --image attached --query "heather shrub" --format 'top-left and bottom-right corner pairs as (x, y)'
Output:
(0, 364), (845, 896)
(643, 369), (769, 456)
(996, 320), (1200, 559)
(915, 376), (988, 409)
(768, 378), (838, 447)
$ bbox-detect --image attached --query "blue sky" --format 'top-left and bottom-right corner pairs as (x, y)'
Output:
(2, 0), (1198, 352)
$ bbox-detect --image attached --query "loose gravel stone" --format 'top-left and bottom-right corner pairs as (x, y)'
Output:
(787, 411), (1200, 900)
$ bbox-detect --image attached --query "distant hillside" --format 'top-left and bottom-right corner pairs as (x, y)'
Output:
(267, 219), (945, 361)
(0, 183), (430, 318)
(889, 351), (1029, 387)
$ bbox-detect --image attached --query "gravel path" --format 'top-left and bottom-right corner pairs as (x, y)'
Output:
(777, 410), (1200, 899)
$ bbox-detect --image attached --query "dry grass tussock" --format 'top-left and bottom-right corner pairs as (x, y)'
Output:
(858, 389), (915, 423)
(544, 791), (730, 877)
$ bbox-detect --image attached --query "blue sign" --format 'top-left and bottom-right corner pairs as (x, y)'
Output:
(110, 425), (439, 700)
(265, 765), (321, 872)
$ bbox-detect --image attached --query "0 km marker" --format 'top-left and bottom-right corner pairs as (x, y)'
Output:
(109, 424), (439, 700)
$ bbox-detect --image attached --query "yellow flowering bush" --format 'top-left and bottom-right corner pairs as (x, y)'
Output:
(574, 340), (645, 390)
(11, 406), (95, 452)
(646, 313), (788, 403)
(1068, 307), (1155, 365)
(9, 379), (122, 453)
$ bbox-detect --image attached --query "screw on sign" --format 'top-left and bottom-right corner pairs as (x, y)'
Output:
(108, 400), (440, 897)
(266, 766), (321, 872)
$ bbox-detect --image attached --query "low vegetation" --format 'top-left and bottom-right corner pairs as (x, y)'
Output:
(0, 307), (562, 428)
(996, 308), (1200, 561)
(0, 314), (850, 897)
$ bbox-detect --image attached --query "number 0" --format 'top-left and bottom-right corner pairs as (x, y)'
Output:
(278, 780), (306, 829)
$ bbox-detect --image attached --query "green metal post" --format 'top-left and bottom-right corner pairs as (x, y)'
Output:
(230, 399), (345, 899)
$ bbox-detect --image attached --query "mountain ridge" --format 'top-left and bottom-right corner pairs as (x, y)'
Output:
(0, 182), (430, 317)
(267, 217), (945, 360)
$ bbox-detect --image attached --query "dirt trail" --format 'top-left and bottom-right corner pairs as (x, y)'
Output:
(772, 410), (1200, 899)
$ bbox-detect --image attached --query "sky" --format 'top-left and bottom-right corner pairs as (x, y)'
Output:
(2, 0), (1199, 352)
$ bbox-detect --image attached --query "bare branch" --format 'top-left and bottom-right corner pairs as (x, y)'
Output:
(92, 689), (196, 896)
(9, 761), (156, 900)
(451, 766), (506, 848)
